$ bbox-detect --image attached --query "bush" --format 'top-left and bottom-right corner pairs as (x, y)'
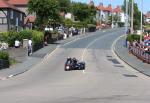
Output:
(118, 22), (125, 27)
(127, 34), (143, 42)
(1, 31), (20, 47)
(0, 51), (9, 60)
(19, 30), (32, 41)
(0, 30), (44, 47)
(31, 30), (44, 44)
(87, 24), (96, 32)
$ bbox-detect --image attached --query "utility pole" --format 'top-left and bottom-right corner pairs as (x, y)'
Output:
(99, 0), (103, 26)
(140, 0), (143, 42)
(131, 0), (134, 34)
(125, 0), (129, 33)
(110, 0), (114, 28)
(124, 0), (129, 47)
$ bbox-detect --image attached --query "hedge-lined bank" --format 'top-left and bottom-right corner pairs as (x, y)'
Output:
(127, 34), (143, 42)
(0, 30), (44, 47)
(0, 51), (9, 69)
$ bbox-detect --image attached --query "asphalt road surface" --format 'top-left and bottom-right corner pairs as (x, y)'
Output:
(0, 28), (150, 103)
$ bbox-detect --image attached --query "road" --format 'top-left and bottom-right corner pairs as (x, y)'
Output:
(0, 28), (150, 103)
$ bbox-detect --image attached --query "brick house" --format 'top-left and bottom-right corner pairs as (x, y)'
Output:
(0, 0), (25, 32)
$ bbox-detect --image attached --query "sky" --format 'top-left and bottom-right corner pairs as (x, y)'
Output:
(72, 0), (149, 14)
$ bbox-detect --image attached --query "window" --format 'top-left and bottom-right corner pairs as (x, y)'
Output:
(0, 18), (2, 24)
(3, 18), (7, 24)
(10, 10), (13, 19)
(16, 17), (18, 26)
(20, 13), (22, 21)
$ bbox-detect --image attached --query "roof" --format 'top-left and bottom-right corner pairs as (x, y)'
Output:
(0, 0), (24, 13)
(97, 4), (112, 12)
(89, 0), (94, 6)
(24, 15), (36, 24)
(7, 0), (29, 5)
(97, 3), (122, 13)
(146, 12), (150, 19)
(113, 6), (122, 13)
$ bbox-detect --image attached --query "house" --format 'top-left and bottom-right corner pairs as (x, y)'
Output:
(7, 0), (29, 15)
(96, 3), (112, 23)
(0, 0), (36, 31)
(65, 13), (74, 21)
(113, 6), (125, 23)
(0, 0), (26, 32)
(24, 15), (36, 29)
(96, 2), (124, 27)
(145, 11), (150, 24)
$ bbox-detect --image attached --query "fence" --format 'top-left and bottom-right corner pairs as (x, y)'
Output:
(129, 46), (150, 64)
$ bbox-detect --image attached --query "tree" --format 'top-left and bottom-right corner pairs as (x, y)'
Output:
(71, 2), (96, 23)
(122, 0), (141, 30)
(28, 0), (60, 29)
(57, 0), (71, 13)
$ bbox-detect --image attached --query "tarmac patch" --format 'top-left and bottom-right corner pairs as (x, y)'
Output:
(30, 53), (47, 58)
(114, 65), (124, 68)
(123, 74), (138, 77)
(108, 58), (121, 64)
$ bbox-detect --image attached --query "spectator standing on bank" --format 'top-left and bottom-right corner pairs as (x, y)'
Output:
(28, 38), (32, 56)
(14, 39), (20, 48)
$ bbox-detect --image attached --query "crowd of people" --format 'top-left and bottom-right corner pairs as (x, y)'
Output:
(129, 32), (150, 54)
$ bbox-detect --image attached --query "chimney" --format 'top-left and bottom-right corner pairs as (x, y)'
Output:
(108, 4), (112, 7)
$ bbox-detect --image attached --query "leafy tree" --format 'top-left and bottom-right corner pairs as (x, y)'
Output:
(71, 2), (96, 23)
(133, 3), (141, 30)
(114, 14), (121, 22)
(28, 0), (60, 29)
(71, 2), (89, 21)
(122, 0), (142, 30)
(57, 0), (71, 13)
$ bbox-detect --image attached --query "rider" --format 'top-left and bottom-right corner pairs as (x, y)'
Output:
(72, 57), (77, 65)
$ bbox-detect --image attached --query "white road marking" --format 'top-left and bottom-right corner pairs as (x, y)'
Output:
(81, 34), (106, 73)
(8, 75), (13, 78)
(62, 38), (80, 46)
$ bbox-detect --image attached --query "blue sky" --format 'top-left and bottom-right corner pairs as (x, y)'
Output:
(72, 0), (149, 13)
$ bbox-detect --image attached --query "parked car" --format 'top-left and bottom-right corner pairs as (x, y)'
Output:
(64, 57), (85, 71)
(72, 28), (79, 35)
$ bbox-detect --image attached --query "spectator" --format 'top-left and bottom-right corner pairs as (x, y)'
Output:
(14, 39), (20, 48)
(0, 42), (8, 50)
(28, 38), (32, 56)
(63, 31), (67, 39)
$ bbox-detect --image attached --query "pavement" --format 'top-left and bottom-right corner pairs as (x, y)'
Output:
(114, 36), (150, 77)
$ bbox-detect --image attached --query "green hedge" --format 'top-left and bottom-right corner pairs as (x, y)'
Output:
(31, 30), (44, 44)
(127, 34), (143, 42)
(0, 51), (9, 60)
(0, 30), (44, 47)
(1, 31), (20, 47)
(87, 24), (96, 32)
(118, 22), (125, 27)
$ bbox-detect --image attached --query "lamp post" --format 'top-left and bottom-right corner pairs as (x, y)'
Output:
(140, 0), (143, 42)
(124, 0), (129, 47)
(110, 0), (114, 28)
(131, 0), (134, 34)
